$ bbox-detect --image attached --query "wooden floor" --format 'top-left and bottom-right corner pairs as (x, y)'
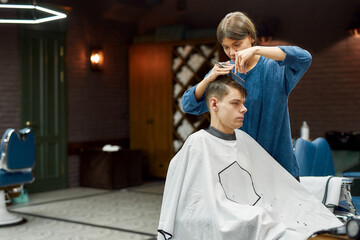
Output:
(310, 234), (350, 239)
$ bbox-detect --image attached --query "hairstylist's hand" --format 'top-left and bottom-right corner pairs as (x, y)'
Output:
(206, 63), (234, 83)
(234, 47), (256, 74)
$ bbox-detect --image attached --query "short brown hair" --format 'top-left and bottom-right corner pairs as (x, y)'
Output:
(217, 12), (257, 46)
(205, 75), (248, 109)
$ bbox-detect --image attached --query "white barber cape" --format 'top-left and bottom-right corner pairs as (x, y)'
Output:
(157, 129), (343, 240)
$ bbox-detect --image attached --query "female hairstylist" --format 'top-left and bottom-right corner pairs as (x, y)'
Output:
(181, 11), (312, 179)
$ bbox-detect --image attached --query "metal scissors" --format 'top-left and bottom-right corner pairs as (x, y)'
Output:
(215, 61), (245, 83)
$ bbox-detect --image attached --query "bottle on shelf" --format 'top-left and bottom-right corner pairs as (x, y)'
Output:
(300, 121), (310, 140)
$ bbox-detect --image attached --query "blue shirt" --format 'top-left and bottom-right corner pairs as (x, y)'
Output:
(181, 46), (312, 177)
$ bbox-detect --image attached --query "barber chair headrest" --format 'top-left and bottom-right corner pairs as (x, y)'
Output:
(0, 128), (35, 171)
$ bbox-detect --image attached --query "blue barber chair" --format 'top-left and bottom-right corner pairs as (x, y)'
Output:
(0, 128), (35, 226)
(295, 137), (335, 176)
(294, 137), (360, 217)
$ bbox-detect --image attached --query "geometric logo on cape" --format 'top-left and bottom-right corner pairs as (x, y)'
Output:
(218, 161), (261, 206)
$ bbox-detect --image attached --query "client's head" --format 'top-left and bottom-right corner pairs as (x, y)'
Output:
(205, 75), (248, 133)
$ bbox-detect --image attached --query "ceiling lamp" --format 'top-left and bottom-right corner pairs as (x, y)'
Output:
(0, 4), (66, 24)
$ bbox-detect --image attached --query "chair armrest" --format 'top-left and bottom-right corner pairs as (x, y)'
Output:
(342, 172), (360, 179)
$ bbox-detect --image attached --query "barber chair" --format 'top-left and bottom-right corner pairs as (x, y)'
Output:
(294, 137), (360, 220)
(295, 137), (335, 176)
(0, 128), (35, 226)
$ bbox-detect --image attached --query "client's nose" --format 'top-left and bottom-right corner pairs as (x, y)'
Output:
(240, 104), (247, 113)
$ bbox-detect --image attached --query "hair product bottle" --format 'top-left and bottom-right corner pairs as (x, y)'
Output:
(301, 121), (310, 140)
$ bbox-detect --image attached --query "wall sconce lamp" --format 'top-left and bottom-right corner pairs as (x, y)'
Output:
(348, 12), (360, 38)
(90, 48), (104, 71)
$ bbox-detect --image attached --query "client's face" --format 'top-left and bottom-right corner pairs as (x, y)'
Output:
(217, 87), (247, 133)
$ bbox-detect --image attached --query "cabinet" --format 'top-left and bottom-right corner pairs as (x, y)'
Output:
(80, 149), (142, 189)
(129, 40), (223, 178)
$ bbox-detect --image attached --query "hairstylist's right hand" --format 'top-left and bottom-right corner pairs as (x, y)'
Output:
(234, 47), (256, 74)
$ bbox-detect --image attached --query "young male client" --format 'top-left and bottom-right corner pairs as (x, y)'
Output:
(157, 76), (342, 240)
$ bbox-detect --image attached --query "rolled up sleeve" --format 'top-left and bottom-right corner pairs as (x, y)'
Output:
(181, 84), (209, 115)
(277, 46), (312, 95)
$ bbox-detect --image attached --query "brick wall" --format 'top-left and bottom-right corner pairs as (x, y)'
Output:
(64, 2), (135, 143)
(290, 36), (360, 139)
(0, 24), (20, 134)
(61, 1), (136, 186)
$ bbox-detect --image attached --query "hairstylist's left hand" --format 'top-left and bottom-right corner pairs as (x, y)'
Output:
(234, 47), (256, 74)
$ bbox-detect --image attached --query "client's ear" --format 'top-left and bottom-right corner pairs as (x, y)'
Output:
(209, 98), (218, 112)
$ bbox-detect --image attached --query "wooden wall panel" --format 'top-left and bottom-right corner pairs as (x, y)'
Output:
(129, 43), (173, 178)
